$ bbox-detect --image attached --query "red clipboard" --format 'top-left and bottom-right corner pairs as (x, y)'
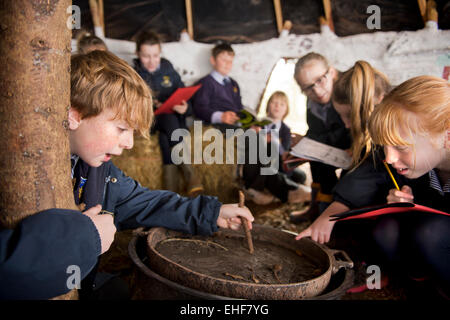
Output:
(154, 84), (201, 115)
(330, 202), (450, 221)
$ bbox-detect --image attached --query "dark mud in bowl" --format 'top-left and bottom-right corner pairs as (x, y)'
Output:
(140, 224), (353, 300)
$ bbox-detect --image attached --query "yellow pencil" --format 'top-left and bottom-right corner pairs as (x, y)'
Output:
(383, 160), (400, 191)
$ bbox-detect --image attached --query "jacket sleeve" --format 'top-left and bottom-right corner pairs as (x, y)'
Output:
(0, 209), (101, 300)
(108, 165), (222, 235)
(333, 155), (392, 209)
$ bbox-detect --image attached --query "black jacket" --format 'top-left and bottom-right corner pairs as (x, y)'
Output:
(305, 99), (351, 150)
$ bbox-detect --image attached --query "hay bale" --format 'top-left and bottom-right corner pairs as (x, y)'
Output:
(113, 134), (163, 190)
(112, 125), (240, 203)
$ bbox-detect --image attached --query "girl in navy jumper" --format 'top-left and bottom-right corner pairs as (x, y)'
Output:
(368, 76), (449, 296)
(243, 91), (310, 205)
(134, 31), (203, 196)
(296, 60), (390, 243)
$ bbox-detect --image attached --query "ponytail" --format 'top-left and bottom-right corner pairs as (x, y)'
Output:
(332, 60), (390, 168)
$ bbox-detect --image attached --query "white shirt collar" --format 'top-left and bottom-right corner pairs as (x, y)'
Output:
(265, 120), (281, 131)
(429, 169), (450, 195)
(211, 70), (230, 85)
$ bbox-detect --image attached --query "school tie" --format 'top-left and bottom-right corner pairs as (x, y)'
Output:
(223, 77), (231, 86)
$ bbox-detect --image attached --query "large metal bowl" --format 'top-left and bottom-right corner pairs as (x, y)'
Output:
(144, 225), (353, 299)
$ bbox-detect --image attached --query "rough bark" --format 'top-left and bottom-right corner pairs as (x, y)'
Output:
(0, 0), (77, 299)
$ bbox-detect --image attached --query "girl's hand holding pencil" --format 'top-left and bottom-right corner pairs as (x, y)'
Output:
(387, 185), (414, 204)
(383, 160), (414, 203)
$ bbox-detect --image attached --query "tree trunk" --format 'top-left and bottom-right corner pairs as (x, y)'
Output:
(0, 0), (77, 299)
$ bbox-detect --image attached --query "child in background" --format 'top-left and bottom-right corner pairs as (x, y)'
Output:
(133, 30), (203, 195)
(76, 31), (107, 54)
(296, 60), (390, 243)
(192, 43), (244, 130)
(368, 76), (449, 298)
(242, 91), (309, 205)
(291, 52), (351, 223)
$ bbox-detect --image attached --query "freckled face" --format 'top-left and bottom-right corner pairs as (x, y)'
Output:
(384, 132), (445, 179)
(69, 108), (134, 167)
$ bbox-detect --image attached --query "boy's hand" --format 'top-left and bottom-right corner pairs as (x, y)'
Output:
(221, 111), (240, 125)
(173, 100), (188, 114)
(82, 204), (117, 254)
(217, 204), (254, 231)
(386, 185), (414, 203)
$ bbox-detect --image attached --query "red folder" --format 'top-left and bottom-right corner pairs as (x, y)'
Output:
(330, 202), (450, 221)
(154, 84), (201, 116)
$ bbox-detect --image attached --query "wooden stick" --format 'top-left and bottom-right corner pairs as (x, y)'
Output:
(185, 0), (194, 40)
(273, 0), (283, 34)
(239, 190), (254, 254)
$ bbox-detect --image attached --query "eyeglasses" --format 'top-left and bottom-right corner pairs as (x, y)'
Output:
(301, 68), (330, 95)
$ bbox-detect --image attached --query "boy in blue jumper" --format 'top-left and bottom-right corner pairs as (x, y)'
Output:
(192, 43), (244, 129)
(0, 50), (254, 300)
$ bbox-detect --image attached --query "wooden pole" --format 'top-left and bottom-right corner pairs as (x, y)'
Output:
(426, 0), (438, 23)
(89, 0), (104, 37)
(89, 0), (100, 27)
(98, 0), (105, 35)
(0, 0), (77, 299)
(321, 0), (334, 32)
(273, 0), (283, 34)
(185, 0), (194, 40)
(417, 0), (427, 23)
(239, 191), (254, 254)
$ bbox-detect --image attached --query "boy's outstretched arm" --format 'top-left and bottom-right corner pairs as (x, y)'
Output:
(216, 203), (254, 231)
(109, 164), (252, 236)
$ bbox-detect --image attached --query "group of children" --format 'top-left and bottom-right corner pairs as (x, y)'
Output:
(0, 30), (448, 300)
(293, 54), (449, 298)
